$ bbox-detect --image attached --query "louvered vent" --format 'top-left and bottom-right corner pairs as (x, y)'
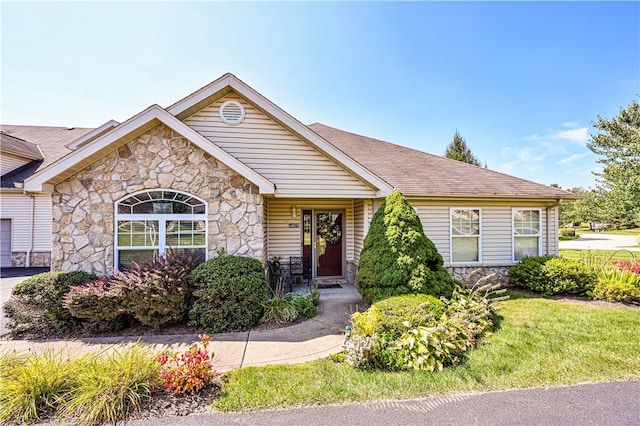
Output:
(219, 100), (245, 125)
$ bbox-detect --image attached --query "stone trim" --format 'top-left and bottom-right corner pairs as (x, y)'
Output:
(447, 266), (512, 288)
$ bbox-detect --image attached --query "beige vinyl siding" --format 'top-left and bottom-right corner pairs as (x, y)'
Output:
(408, 198), (557, 267)
(266, 198), (355, 264)
(184, 95), (377, 198)
(0, 193), (52, 252)
(0, 153), (30, 176)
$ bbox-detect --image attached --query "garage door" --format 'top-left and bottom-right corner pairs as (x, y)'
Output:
(0, 220), (11, 268)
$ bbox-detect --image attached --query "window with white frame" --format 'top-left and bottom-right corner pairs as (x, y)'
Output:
(513, 209), (541, 261)
(115, 190), (207, 268)
(450, 208), (481, 263)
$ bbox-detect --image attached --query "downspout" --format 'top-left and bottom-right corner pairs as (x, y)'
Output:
(23, 190), (35, 267)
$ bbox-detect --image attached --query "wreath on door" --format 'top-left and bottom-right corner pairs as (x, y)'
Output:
(318, 217), (342, 245)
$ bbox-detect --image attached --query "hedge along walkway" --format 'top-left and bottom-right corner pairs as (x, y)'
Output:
(0, 285), (365, 372)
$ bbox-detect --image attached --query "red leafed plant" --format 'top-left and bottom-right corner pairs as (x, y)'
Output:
(612, 260), (640, 275)
(156, 334), (219, 394)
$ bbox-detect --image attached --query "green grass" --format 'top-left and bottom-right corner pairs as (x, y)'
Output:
(560, 249), (638, 264)
(214, 293), (640, 412)
(577, 227), (640, 236)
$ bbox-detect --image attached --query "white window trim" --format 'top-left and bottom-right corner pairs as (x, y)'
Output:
(512, 207), (542, 263)
(449, 207), (482, 265)
(114, 189), (208, 268)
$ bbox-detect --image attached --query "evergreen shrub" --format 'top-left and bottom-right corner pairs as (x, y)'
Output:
(189, 253), (268, 333)
(357, 191), (455, 303)
(4, 270), (97, 335)
(508, 256), (596, 296)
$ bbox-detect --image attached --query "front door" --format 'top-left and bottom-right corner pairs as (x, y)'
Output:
(302, 210), (344, 278)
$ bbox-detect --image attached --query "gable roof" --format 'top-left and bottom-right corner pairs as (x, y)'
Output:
(0, 132), (44, 160)
(0, 125), (92, 168)
(309, 123), (576, 200)
(168, 73), (393, 197)
(23, 105), (275, 194)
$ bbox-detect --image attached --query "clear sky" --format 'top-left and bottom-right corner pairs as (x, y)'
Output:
(2, 1), (638, 190)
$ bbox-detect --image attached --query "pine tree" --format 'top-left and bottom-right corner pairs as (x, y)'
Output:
(357, 191), (455, 303)
(444, 130), (482, 166)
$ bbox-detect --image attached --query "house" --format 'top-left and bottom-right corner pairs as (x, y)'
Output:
(3, 73), (576, 284)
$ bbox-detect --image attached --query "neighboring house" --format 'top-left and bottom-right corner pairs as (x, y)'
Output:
(0, 127), (93, 267)
(5, 73), (576, 284)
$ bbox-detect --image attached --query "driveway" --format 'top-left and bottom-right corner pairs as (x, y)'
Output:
(559, 233), (640, 251)
(0, 268), (50, 336)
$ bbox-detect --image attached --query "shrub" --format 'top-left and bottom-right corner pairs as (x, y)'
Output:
(156, 334), (219, 394)
(591, 268), (640, 302)
(3, 270), (98, 335)
(540, 257), (597, 296)
(559, 228), (576, 237)
(507, 255), (554, 293)
(343, 284), (504, 371)
(122, 250), (202, 328)
(357, 190), (455, 303)
(261, 291), (319, 325)
(0, 349), (74, 424)
(63, 276), (130, 332)
(189, 253), (268, 333)
(509, 256), (595, 296)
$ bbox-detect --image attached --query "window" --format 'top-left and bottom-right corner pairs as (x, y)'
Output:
(450, 208), (481, 263)
(115, 190), (207, 268)
(513, 209), (541, 261)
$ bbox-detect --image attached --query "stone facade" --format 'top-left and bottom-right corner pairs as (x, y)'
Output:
(51, 124), (264, 275)
(10, 251), (50, 267)
(447, 266), (512, 288)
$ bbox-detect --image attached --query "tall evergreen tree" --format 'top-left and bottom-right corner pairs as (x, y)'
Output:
(587, 97), (640, 228)
(444, 130), (482, 166)
(357, 191), (455, 303)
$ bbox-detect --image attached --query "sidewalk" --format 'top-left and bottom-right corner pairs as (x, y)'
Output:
(559, 233), (640, 251)
(0, 285), (366, 372)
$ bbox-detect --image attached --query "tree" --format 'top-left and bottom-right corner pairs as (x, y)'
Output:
(558, 187), (606, 226)
(357, 191), (455, 303)
(587, 97), (640, 229)
(444, 130), (482, 166)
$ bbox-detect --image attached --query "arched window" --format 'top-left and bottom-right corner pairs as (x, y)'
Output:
(115, 190), (207, 268)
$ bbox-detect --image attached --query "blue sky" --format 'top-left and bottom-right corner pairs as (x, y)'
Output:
(2, 1), (638, 190)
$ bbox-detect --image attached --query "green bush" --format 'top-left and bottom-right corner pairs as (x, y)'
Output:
(122, 250), (202, 328)
(3, 270), (98, 335)
(541, 257), (597, 296)
(508, 256), (554, 293)
(559, 228), (576, 237)
(189, 253), (268, 333)
(344, 285), (503, 371)
(357, 191), (455, 303)
(509, 256), (596, 296)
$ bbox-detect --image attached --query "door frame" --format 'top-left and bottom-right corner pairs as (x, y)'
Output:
(302, 209), (346, 279)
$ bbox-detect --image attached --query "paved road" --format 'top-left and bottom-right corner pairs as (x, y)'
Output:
(121, 381), (640, 426)
(560, 233), (640, 251)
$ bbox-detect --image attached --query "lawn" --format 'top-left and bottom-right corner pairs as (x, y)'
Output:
(559, 249), (638, 264)
(576, 227), (640, 236)
(213, 292), (640, 412)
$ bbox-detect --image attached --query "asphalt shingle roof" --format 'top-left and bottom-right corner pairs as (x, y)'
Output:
(308, 123), (575, 199)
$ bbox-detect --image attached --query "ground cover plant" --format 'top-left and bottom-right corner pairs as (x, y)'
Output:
(214, 292), (640, 412)
(357, 190), (455, 303)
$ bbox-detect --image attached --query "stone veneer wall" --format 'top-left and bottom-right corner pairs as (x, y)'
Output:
(10, 251), (51, 267)
(52, 124), (263, 275)
(447, 266), (512, 287)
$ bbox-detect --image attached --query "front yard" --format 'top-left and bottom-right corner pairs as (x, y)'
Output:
(214, 291), (640, 411)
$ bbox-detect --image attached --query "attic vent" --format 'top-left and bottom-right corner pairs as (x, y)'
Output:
(219, 100), (245, 125)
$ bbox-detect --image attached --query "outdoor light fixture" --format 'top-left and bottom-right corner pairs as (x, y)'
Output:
(291, 206), (298, 218)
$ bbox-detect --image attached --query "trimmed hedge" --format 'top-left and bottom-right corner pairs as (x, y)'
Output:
(188, 253), (268, 333)
(508, 256), (596, 296)
(357, 191), (455, 303)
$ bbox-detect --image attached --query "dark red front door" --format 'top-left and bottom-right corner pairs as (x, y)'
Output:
(315, 212), (343, 277)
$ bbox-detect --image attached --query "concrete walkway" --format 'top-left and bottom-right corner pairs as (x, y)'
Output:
(0, 285), (366, 372)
